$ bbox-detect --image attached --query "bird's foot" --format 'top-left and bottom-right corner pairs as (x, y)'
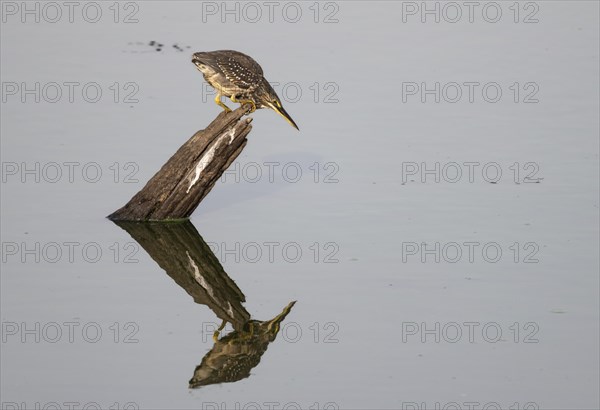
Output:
(231, 95), (256, 113)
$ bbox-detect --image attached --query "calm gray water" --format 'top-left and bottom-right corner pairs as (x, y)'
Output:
(1, 1), (599, 409)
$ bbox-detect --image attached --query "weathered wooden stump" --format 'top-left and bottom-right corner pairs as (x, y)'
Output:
(108, 104), (253, 221)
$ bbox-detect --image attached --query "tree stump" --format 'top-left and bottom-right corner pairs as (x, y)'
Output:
(108, 104), (253, 221)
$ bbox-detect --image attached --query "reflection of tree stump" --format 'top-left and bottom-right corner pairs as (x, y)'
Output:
(108, 105), (253, 221)
(113, 220), (250, 330)
(112, 219), (297, 389)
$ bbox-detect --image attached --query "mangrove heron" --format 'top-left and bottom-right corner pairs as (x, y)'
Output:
(192, 50), (299, 130)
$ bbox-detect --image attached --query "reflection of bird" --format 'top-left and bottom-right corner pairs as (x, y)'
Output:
(192, 50), (299, 130)
(189, 301), (296, 388)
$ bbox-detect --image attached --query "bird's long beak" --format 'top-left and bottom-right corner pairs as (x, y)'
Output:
(270, 102), (299, 130)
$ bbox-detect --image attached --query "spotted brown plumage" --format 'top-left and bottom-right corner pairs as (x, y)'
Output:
(188, 301), (296, 388)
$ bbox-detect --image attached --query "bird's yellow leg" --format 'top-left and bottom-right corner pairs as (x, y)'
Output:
(215, 93), (232, 112)
(212, 319), (227, 342)
(230, 95), (256, 113)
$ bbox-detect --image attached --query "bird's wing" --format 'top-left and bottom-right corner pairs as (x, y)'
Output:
(214, 51), (264, 90)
